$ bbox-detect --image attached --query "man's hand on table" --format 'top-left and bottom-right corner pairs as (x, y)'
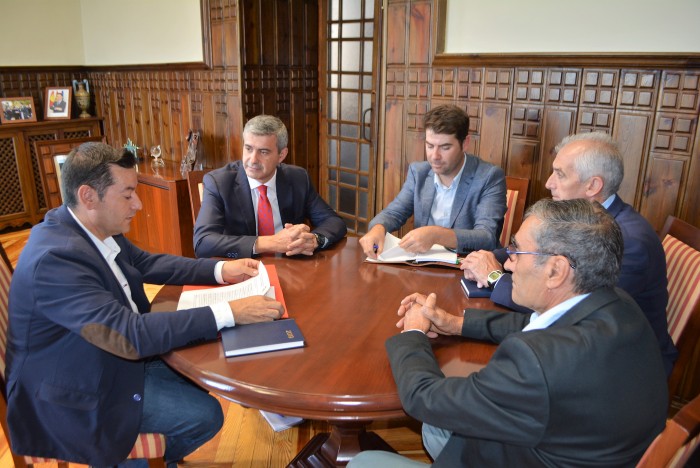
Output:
(460, 250), (503, 288)
(397, 292), (463, 338)
(229, 296), (284, 324)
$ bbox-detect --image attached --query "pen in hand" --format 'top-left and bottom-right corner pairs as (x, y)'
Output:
(373, 243), (378, 254)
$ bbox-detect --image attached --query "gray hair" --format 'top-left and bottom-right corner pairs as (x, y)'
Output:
(62, 142), (137, 208)
(554, 132), (624, 199)
(526, 198), (622, 294)
(243, 115), (288, 152)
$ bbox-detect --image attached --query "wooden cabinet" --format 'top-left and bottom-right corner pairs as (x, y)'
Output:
(127, 160), (195, 257)
(0, 118), (102, 230)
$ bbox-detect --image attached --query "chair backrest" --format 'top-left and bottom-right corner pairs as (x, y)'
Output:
(500, 176), (529, 247)
(0, 243), (13, 394)
(660, 216), (700, 414)
(186, 170), (207, 223)
(637, 391), (700, 467)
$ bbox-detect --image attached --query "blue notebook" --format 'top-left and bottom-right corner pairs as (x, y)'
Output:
(460, 278), (491, 298)
(221, 319), (305, 357)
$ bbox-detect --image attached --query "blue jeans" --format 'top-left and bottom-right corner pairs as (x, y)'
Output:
(114, 359), (224, 467)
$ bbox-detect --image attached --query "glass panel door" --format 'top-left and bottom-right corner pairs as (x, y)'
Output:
(320, 0), (381, 235)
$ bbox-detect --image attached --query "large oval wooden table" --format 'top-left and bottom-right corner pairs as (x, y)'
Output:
(154, 237), (498, 466)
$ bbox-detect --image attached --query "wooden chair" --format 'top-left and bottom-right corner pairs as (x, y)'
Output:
(186, 170), (207, 223)
(637, 391), (700, 467)
(660, 216), (700, 415)
(0, 244), (167, 467)
(500, 176), (529, 247)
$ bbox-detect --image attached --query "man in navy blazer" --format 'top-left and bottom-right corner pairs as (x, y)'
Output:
(461, 132), (677, 376)
(194, 115), (346, 259)
(350, 199), (667, 467)
(6, 143), (284, 466)
(359, 105), (506, 258)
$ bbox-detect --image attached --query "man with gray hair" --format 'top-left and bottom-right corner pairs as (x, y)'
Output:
(461, 132), (676, 375)
(194, 114), (347, 258)
(350, 199), (667, 467)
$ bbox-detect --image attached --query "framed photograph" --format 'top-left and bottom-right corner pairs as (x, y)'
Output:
(35, 136), (103, 209)
(44, 86), (72, 120)
(0, 96), (37, 124)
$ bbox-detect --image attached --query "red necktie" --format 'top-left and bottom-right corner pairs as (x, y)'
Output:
(257, 185), (275, 236)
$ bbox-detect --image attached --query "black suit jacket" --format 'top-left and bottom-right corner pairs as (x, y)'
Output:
(194, 161), (346, 258)
(386, 287), (668, 467)
(491, 195), (677, 375)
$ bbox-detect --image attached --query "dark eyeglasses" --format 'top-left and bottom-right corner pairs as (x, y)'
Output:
(506, 237), (576, 269)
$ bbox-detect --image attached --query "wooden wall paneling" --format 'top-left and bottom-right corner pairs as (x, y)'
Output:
(464, 101), (481, 156)
(546, 68), (581, 108)
(386, 2), (408, 65)
(381, 99), (405, 208)
(641, 111), (698, 231)
(535, 106), (578, 202)
(408, 1), (433, 66)
(479, 103), (510, 168)
(456, 67), (483, 101)
(657, 70), (700, 227)
(483, 68), (513, 103)
(640, 156), (685, 231)
(613, 110), (653, 207)
(507, 139), (540, 190)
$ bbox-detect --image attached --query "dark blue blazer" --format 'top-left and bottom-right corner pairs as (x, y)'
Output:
(387, 287), (667, 466)
(6, 206), (221, 465)
(490, 195), (677, 375)
(193, 161), (347, 258)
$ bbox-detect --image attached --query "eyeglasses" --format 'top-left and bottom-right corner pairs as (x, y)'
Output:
(506, 237), (576, 269)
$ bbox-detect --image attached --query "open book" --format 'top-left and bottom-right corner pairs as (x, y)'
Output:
(365, 233), (460, 268)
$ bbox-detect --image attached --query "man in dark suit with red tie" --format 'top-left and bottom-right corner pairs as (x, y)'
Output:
(194, 115), (346, 259)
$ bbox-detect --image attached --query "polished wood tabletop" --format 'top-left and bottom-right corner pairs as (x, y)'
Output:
(154, 237), (499, 465)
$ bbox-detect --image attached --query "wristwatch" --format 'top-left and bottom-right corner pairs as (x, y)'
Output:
(487, 270), (504, 288)
(314, 232), (328, 249)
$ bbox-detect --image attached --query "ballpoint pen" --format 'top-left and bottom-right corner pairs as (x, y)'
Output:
(372, 243), (378, 254)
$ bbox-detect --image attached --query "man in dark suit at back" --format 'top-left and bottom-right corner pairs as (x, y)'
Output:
(461, 132), (677, 375)
(194, 115), (346, 259)
(350, 199), (668, 467)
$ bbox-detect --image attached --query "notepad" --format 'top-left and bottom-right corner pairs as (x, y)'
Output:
(365, 233), (459, 267)
(460, 277), (491, 298)
(221, 318), (305, 357)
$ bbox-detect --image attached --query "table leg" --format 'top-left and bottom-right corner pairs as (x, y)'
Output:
(288, 420), (396, 467)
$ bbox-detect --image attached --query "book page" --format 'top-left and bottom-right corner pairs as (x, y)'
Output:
(177, 262), (271, 310)
(366, 233), (458, 264)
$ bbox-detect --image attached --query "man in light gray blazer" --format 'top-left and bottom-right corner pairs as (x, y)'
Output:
(359, 105), (506, 257)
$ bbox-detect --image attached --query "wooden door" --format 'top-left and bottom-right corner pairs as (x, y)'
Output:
(319, 0), (382, 235)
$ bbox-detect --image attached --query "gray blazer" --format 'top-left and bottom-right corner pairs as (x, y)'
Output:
(386, 287), (667, 467)
(369, 155), (506, 253)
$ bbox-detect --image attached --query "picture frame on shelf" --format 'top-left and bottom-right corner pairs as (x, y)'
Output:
(0, 96), (37, 124)
(35, 136), (104, 209)
(44, 86), (72, 120)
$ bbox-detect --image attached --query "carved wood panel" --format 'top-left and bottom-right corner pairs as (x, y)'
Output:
(379, 0), (700, 231)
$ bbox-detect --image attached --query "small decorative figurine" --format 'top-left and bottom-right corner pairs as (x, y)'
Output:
(123, 138), (140, 159)
(181, 130), (200, 173)
(150, 145), (164, 167)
